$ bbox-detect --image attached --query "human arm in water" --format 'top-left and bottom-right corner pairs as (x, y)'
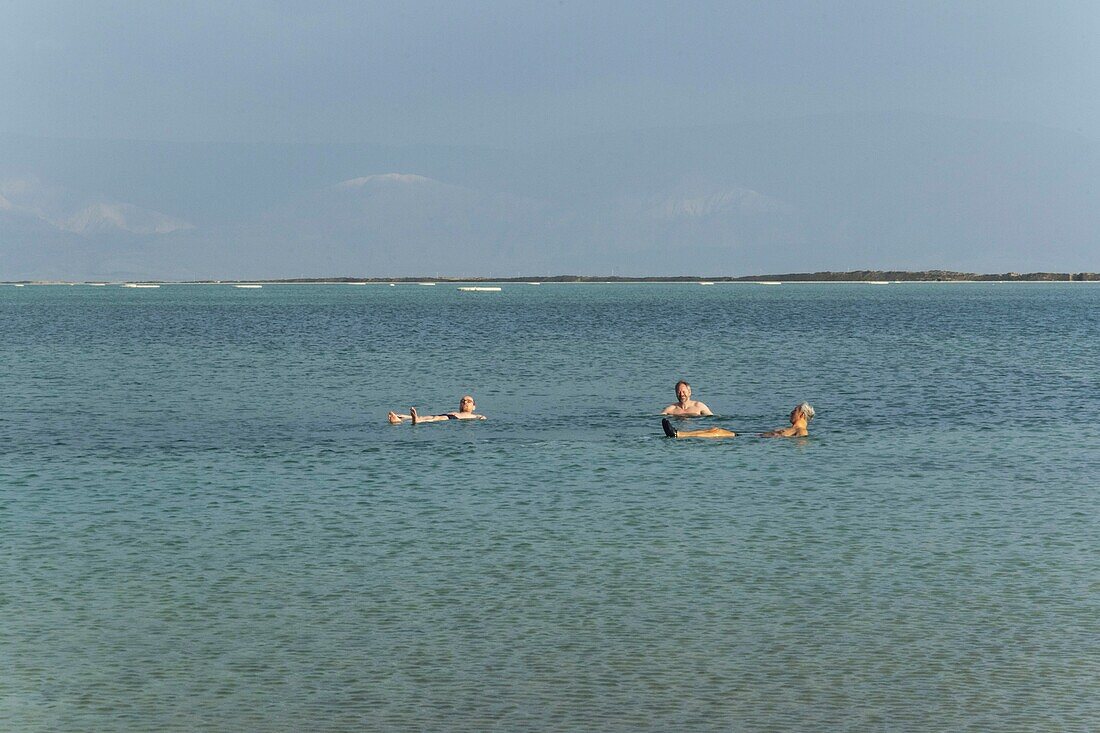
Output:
(760, 425), (805, 437)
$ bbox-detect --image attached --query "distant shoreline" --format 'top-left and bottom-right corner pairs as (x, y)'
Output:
(238, 270), (1100, 283)
(5, 270), (1099, 285)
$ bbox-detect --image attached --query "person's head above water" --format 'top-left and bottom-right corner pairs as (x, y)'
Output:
(790, 402), (815, 424)
(458, 395), (476, 413)
(675, 380), (691, 403)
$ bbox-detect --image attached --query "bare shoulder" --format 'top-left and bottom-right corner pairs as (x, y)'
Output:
(694, 400), (713, 415)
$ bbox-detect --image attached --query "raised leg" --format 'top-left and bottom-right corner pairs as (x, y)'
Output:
(675, 427), (736, 439)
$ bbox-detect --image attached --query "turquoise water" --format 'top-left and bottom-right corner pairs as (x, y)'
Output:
(3, 282), (1099, 731)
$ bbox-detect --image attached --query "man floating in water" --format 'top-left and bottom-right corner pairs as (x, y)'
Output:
(388, 395), (487, 424)
(661, 380), (713, 417)
(662, 402), (815, 439)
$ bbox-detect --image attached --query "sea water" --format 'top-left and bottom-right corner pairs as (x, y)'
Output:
(2, 283), (1098, 731)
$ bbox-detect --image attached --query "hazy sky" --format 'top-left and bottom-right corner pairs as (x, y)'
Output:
(4, 0), (1100, 146)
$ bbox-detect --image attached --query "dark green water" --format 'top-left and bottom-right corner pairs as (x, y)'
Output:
(3, 283), (1099, 731)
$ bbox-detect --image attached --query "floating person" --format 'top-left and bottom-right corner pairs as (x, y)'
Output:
(661, 380), (713, 417)
(661, 402), (816, 439)
(388, 395), (487, 424)
(760, 402), (815, 437)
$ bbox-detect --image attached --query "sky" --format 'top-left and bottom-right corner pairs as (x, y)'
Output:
(3, 0), (1100, 147)
(2, 1), (1099, 278)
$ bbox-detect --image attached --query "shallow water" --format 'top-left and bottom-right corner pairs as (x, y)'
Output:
(3, 282), (1099, 731)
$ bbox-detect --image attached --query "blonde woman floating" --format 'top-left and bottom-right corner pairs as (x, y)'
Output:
(388, 395), (486, 424)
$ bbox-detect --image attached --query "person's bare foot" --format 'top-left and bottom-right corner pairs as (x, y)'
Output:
(388, 411), (401, 424)
(410, 407), (419, 425)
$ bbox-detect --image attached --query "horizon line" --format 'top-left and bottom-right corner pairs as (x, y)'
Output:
(5, 269), (1100, 285)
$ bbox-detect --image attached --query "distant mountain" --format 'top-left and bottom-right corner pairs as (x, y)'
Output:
(92, 172), (557, 280)
(646, 186), (794, 220)
(1, 112), (1097, 279)
(60, 202), (192, 236)
(205, 172), (555, 278)
(0, 177), (192, 234)
(0, 178), (194, 279)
